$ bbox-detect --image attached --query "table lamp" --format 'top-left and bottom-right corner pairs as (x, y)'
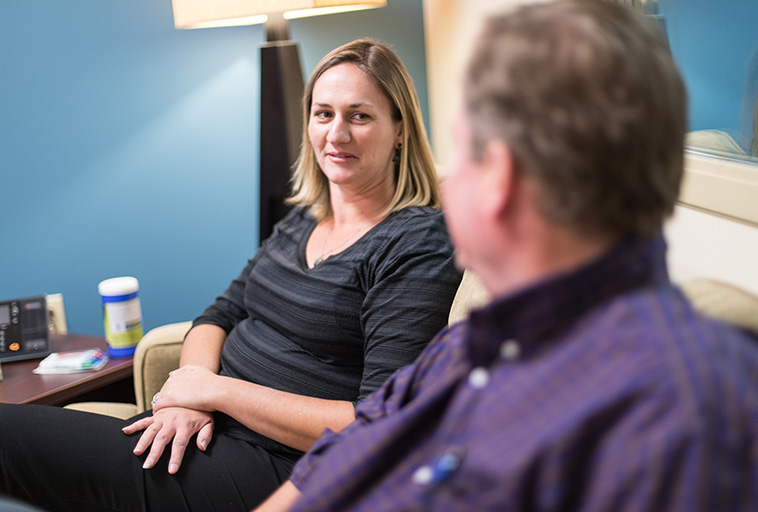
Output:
(171, 0), (387, 241)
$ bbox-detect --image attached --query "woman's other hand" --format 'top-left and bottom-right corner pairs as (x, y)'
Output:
(153, 365), (220, 413)
(123, 407), (214, 474)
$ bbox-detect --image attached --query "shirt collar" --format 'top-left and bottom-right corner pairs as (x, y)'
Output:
(466, 234), (670, 366)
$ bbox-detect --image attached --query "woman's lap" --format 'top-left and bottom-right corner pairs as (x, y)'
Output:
(0, 404), (294, 512)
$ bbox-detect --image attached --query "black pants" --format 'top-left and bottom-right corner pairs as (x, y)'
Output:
(0, 405), (297, 512)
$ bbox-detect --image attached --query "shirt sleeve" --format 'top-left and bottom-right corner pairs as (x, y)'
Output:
(290, 325), (460, 490)
(356, 211), (461, 402)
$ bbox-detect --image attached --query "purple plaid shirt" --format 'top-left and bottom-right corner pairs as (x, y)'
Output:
(290, 235), (758, 511)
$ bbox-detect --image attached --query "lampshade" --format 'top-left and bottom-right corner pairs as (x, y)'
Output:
(172, 0), (387, 29)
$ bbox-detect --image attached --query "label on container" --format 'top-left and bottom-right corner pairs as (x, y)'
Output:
(103, 298), (143, 348)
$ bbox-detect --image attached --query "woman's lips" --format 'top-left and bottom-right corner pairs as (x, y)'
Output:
(327, 151), (357, 162)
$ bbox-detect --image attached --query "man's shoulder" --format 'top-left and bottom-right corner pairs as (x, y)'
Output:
(584, 284), (758, 422)
(632, 285), (756, 373)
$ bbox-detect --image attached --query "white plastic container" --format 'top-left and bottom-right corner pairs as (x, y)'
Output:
(98, 276), (143, 357)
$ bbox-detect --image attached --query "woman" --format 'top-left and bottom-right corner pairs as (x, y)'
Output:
(0, 39), (461, 511)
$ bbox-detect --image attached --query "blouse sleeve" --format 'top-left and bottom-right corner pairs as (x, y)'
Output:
(357, 210), (461, 402)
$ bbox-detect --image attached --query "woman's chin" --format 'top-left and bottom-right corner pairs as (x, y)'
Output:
(323, 169), (359, 186)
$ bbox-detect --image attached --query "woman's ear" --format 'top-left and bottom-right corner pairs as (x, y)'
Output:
(395, 121), (404, 148)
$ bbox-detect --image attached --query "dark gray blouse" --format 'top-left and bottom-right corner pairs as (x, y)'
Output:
(192, 206), (461, 453)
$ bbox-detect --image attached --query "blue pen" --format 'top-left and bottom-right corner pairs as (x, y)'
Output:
(431, 446), (465, 484)
(414, 445), (466, 510)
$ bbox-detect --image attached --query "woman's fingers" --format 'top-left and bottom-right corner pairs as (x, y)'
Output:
(122, 415), (154, 436)
(138, 419), (171, 465)
(124, 408), (214, 473)
(167, 425), (195, 474)
(131, 421), (160, 457)
(196, 422), (214, 452)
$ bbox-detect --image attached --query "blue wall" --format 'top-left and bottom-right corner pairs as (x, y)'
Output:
(662, 0), (758, 144)
(0, 0), (429, 336)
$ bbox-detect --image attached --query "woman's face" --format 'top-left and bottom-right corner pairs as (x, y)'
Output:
(308, 63), (403, 195)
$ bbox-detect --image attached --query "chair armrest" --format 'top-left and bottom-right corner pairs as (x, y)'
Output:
(448, 270), (490, 325)
(680, 278), (758, 335)
(134, 321), (192, 413)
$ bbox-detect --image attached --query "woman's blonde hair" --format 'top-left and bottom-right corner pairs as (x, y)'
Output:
(287, 38), (440, 221)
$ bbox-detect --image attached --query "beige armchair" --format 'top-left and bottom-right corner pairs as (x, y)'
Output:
(65, 272), (758, 419)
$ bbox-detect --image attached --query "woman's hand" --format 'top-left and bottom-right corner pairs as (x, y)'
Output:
(122, 365), (219, 474)
(152, 365), (220, 412)
(123, 407), (214, 474)
(138, 364), (355, 456)
(121, 324), (225, 474)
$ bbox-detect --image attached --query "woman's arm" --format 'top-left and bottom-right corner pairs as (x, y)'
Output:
(153, 366), (356, 452)
(155, 312), (355, 453)
(179, 323), (226, 371)
(174, 325), (355, 453)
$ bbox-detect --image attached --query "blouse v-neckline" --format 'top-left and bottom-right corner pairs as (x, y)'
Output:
(301, 212), (391, 270)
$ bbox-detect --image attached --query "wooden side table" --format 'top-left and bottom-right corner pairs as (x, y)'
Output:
(0, 333), (135, 406)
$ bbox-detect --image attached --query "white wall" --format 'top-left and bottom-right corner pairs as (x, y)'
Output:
(666, 206), (758, 294)
(423, 0), (533, 174)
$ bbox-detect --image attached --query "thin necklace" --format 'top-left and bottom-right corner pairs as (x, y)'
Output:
(314, 221), (368, 266)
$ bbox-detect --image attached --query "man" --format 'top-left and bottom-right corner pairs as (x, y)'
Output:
(257, 1), (758, 510)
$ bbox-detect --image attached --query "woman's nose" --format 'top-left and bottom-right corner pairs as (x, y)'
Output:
(327, 117), (350, 144)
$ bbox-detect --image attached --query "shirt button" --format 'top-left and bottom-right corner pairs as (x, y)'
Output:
(412, 465), (434, 485)
(500, 339), (521, 361)
(468, 367), (489, 389)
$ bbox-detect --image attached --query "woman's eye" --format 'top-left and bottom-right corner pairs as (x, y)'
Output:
(314, 111), (332, 120)
(353, 113), (371, 121)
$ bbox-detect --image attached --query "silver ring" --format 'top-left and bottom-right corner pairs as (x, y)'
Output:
(151, 393), (159, 408)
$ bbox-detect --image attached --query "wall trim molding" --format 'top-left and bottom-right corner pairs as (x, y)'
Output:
(679, 151), (758, 228)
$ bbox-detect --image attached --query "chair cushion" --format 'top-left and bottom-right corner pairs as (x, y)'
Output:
(63, 401), (139, 420)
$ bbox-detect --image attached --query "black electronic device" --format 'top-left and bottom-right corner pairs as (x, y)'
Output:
(0, 295), (51, 362)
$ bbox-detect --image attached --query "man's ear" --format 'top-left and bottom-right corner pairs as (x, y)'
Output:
(479, 139), (517, 220)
